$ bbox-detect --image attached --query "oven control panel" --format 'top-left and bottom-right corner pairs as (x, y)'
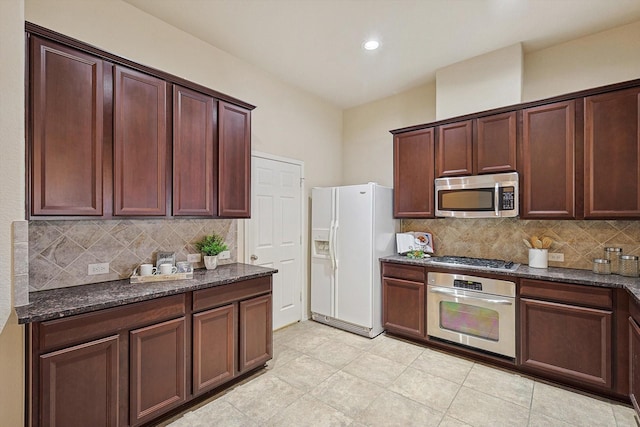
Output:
(453, 279), (483, 291)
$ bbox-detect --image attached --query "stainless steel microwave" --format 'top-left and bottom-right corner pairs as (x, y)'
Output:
(435, 172), (518, 218)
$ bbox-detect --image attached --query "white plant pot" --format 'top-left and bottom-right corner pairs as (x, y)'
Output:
(204, 255), (218, 270)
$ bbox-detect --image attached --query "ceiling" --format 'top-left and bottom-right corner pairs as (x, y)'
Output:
(123, 0), (640, 109)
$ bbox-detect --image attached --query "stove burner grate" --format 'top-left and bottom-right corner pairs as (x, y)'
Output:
(428, 256), (518, 271)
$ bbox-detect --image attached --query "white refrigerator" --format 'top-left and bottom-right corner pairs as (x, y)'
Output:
(311, 183), (398, 338)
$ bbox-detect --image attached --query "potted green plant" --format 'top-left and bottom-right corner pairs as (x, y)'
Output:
(195, 234), (228, 270)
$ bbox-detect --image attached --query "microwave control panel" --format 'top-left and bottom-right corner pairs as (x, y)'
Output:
(499, 187), (515, 211)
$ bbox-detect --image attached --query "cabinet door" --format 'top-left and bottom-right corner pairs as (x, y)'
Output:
(393, 128), (435, 218)
(129, 317), (186, 426)
(30, 36), (105, 216)
(113, 66), (168, 216)
(437, 120), (473, 177)
(382, 277), (425, 338)
(476, 112), (517, 174)
(218, 101), (251, 218)
(192, 304), (235, 395)
(520, 298), (612, 389)
(40, 335), (119, 427)
(239, 294), (272, 373)
(520, 101), (576, 219)
(630, 316), (640, 415)
(173, 85), (217, 216)
(585, 87), (640, 218)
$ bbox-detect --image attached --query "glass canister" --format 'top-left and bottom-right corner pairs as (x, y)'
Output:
(619, 255), (639, 277)
(604, 247), (622, 274)
(593, 258), (611, 275)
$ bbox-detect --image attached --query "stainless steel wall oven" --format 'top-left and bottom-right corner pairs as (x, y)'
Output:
(427, 272), (516, 358)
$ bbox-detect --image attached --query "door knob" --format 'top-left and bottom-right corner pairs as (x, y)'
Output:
(250, 254), (258, 261)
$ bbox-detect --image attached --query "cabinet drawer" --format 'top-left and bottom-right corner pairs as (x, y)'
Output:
(520, 279), (612, 309)
(193, 276), (272, 312)
(382, 262), (425, 282)
(39, 294), (186, 353)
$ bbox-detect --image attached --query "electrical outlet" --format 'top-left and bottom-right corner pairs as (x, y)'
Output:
(218, 250), (231, 260)
(548, 252), (564, 262)
(88, 262), (109, 275)
(187, 253), (202, 263)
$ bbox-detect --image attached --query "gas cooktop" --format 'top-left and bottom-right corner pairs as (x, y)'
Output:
(426, 256), (519, 272)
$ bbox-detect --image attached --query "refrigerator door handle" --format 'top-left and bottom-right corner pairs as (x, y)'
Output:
(329, 220), (336, 270)
(332, 221), (339, 269)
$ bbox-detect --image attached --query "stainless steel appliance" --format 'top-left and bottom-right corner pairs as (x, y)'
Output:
(427, 256), (519, 272)
(427, 271), (516, 358)
(435, 172), (518, 218)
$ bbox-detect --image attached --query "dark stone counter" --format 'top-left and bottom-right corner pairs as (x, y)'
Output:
(381, 254), (640, 302)
(16, 263), (277, 324)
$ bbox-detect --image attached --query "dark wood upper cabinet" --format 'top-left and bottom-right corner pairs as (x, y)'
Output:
(173, 85), (217, 216)
(393, 128), (435, 218)
(437, 120), (473, 177)
(475, 112), (517, 174)
(27, 26), (254, 220)
(520, 101), (576, 219)
(584, 87), (640, 218)
(29, 36), (105, 216)
(436, 113), (516, 178)
(218, 101), (251, 218)
(113, 66), (169, 216)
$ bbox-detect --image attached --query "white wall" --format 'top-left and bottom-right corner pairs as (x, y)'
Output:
(523, 20), (640, 102)
(342, 82), (436, 187)
(342, 21), (640, 191)
(436, 43), (523, 120)
(0, 0), (25, 425)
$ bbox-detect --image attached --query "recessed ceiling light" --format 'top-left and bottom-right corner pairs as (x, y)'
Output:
(363, 40), (380, 51)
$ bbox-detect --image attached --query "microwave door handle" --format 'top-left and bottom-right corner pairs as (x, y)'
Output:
(494, 183), (500, 216)
(428, 288), (513, 305)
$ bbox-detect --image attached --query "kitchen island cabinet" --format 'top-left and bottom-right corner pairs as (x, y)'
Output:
(24, 266), (275, 427)
(392, 128), (435, 218)
(629, 299), (640, 414)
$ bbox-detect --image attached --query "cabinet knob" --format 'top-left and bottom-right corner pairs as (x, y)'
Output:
(250, 254), (258, 261)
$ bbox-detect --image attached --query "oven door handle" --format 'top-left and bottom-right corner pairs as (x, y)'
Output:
(428, 288), (513, 305)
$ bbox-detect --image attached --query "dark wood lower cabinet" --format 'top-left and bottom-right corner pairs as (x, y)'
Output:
(192, 304), (235, 394)
(629, 316), (640, 414)
(382, 277), (425, 338)
(520, 298), (612, 389)
(129, 317), (186, 426)
(27, 275), (274, 427)
(239, 294), (273, 372)
(39, 335), (119, 427)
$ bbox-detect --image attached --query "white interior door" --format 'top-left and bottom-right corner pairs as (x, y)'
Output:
(247, 153), (303, 330)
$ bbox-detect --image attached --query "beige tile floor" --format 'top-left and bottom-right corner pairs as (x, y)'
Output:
(163, 320), (637, 427)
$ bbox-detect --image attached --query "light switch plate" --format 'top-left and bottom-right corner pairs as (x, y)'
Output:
(218, 250), (231, 260)
(548, 252), (564, 262)
(88, 263), (109, 275)
(187, 253), (202, 263)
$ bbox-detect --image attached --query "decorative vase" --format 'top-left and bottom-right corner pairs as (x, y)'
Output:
(204, 255), (218, 270)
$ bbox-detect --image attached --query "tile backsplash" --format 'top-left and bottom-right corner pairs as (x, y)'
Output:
(402, 218), (640, 270)
(29, 219), (237, 292)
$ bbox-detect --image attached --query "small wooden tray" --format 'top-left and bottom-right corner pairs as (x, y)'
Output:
(130, 270), (193, 284)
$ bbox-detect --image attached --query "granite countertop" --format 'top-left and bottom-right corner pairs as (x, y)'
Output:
(381, 254), (640, 302)
(16, 263), (278, 324)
